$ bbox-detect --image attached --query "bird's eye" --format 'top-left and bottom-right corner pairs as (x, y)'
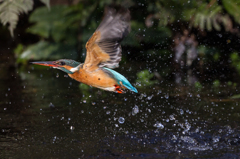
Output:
(60, 61), (65, 65)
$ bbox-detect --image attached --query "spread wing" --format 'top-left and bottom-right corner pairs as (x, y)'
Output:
(83, 7), (130, 71)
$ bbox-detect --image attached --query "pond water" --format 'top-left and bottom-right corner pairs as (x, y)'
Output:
(1, 53), (240, 158)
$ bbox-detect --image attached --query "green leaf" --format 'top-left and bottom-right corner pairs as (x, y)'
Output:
(14, 43), (24, 56)
(28, 5), (83, 43)
(19, 40), (78, 61)
(135, 70), (158, 87)
(28, 6), (67, 40)
(213, 80), (220, 88)
(27, 22), (51, 38)
(230, 94), (240, 99)
(222, 0), (240, 24)
(194, 81), (203, 91)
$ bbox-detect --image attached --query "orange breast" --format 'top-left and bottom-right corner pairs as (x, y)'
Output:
(68, 68), (117, 89)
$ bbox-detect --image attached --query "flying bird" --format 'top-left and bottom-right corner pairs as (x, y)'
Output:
(32, 7), (137, 94)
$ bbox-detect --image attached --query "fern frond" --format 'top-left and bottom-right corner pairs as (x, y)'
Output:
(0, 0), (33, 37)
(189, 3), (233, 32)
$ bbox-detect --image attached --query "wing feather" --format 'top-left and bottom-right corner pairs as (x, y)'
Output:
(84, 7), (130, 71)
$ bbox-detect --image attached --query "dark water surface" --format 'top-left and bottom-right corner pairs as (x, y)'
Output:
(1, 55), (240, 158)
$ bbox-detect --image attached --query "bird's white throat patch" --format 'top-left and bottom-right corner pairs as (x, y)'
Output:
(70, 64), (81, 73)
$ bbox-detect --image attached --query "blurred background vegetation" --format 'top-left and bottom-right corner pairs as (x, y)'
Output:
(1, 0), (240, 92)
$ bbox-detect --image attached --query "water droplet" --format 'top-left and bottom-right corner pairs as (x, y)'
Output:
(180, 109), (184, 115)
(212, 136), (220, 143)
(106, 111), (110, 115)
(56, 73), (59, 78)
(172, 135), (177, 140)
(49, 103), (54, 107)
(69, 102), (71, 105)
(165, 94), (169, 99)
(154, 147), (159, 153)
(118, 117), (125, 124)
(103, 106), (107, 109)
(153, 122), (164, 129)
(115, 124), (119, 127)
(70, 126), (75, 130)
(147, 95), (153, 100)
(92, 102), (96, 105)
(132, 105), (139, 115)
(83, 100), (86, 103)
(169, 115), (175, 120)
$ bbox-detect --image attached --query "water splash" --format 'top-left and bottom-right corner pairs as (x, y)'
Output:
(118, 117), (125, 124)
(132, 105), (139, 116)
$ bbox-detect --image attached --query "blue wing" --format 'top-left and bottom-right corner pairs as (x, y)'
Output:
(103, 67), (138, 93)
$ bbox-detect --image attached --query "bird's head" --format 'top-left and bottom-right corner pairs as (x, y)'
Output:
(32, 59), (81, 74)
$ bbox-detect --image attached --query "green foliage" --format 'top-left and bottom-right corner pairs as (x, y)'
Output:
(17, 41), (78, 62)
(227, 81), (237, 87)
(222, 0), (240, 24)
(28, 5), (69, 41)
(197, 45), (220, 62)
(227, 81), (232, 86)
(191, 3), (224, 31)
(213, 52), (220, 61)
(147, 0), (237, 31)
(230, 52), (240, 74)
(27, 4), (95, 42)
(135, 70), (157, 87)
(147, 1), (175, 27)
(213, 80), (220, 88)
(230, 94), (240, 99)
(194, 81), (203, 91)
(187, 2), (227, 31)
(0, 0), (49, 37)
(17, 4), (93, 62)
(14, 44), (25, 64)
(79, 83), (90, 90)
(14, 43), (24, 56)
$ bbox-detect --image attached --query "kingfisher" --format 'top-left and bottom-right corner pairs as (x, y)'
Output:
(32, 7), (138, 94)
